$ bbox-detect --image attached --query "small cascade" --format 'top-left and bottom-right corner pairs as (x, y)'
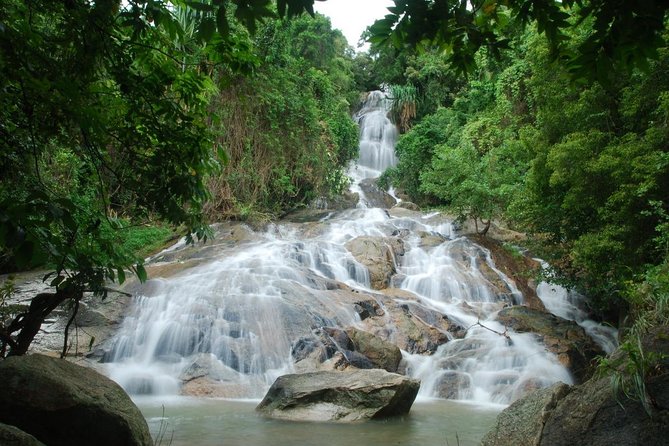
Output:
(104, 90), (607, 407)
(536, 278), (618, 354)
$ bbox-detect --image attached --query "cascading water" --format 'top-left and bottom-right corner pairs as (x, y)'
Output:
(105, 91), (605, 406)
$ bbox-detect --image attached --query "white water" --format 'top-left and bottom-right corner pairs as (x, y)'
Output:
(349, 90), (398, 205)
(105, 91), (590, 406)
(536, 270), (618, 354)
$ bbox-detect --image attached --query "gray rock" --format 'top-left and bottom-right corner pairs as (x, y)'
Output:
(482, 325), (669, 446)
(358, 178), (396, 209)
(256, 370), (420, 422)
(0, 423), (46, 446)
(179, 353), (240, 382)
(393, 201), (420, 211)
(481, 382), (571, 446)
(0, 354), (153, 446)
(360, 290), (458, 354)
(435, 371), (473, 399)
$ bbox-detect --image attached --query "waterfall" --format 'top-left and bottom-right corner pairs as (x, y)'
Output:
(105, 91), (597, 405)
(349, 91), (398, 206)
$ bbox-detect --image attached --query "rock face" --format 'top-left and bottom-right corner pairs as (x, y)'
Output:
(496, 306), (603, 383)
(256, 370), (420, 422)
(361, 291), (462, 354)
(345, 236), (404, 289)
(358, 178), (397, 209)
(0, 423), (46, 446)
(291, 327), (402, 374)
(0, 354), (153, 446)
(469, 235), (545, 310)
(481, 383), (571, 446)
(481, 325), (669, 446)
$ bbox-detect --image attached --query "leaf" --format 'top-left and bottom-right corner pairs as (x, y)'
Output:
(117, 267), (126, 284)
(217, 145), (229, 165)
(135, 263), (148, 283)
(50, 275), (65, 287)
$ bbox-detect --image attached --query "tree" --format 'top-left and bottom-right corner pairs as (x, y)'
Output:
(369, 0), (668, 83)
(0, 0), (319, 357)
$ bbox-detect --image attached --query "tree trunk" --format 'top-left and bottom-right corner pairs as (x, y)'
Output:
(6, 287), (80, 357)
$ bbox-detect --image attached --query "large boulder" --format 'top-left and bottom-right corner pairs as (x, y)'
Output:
(256, 370), (420, 422)
(480, 382), (571, 446)
(0, 423), (46, 446)
(496, 306), (603, 383)
(481, 325), (669, 446)
(0, 354), (153, 446)
(345, 236), (404, 289)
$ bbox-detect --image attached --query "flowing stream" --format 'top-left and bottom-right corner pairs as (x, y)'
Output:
(103, 91), (615, 443)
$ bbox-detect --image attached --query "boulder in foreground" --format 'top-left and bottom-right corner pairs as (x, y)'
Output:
(256, 370), (420, 422)
(0, 354), (153, 446)
(0, 422), (46, 446)
(481, 325), (669, 446)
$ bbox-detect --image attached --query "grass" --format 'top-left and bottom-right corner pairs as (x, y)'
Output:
(119, 222), (178, 260)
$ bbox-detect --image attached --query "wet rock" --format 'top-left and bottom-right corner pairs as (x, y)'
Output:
(482, 326), (669, 446)
(353, 299), (384, 320)
(393, 201), (420, 211)
(481, 382), (572, 446)
(180, 376), (255, 398)
(292, 327), (401, 373)
(345, 236), (404, 290)
(435, 371), (473, 399)
(358, 178), (396, 209)
(345, 327), (402, 373)
(322, 327), (354, 350)
(361, 290), (458, 354)
(416, 230), (446, 249)
(0, 354), (152, 446)
(179, 353), (240, 383)
(256, 370), (420, 422)
(469, 235), (545, 310)
(496, 306), (603, 383)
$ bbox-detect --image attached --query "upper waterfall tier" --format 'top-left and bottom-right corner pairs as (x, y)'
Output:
(352, 91), (398, 179)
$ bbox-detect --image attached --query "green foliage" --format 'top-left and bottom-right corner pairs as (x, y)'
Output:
(118, 224), (176, 260)
(388, 84), (418, 132)
(388, 108), (466, 204)
(206, 13), (358, 220)
(598, 261), (669, 415)
(0, 0), (329, 356)
(368, 0), (669, 84)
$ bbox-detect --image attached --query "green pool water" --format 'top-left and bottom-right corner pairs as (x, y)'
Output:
(138, 397), (502, 446)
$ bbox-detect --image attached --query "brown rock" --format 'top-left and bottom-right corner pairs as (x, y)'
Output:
(345, 236), (404, 289)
